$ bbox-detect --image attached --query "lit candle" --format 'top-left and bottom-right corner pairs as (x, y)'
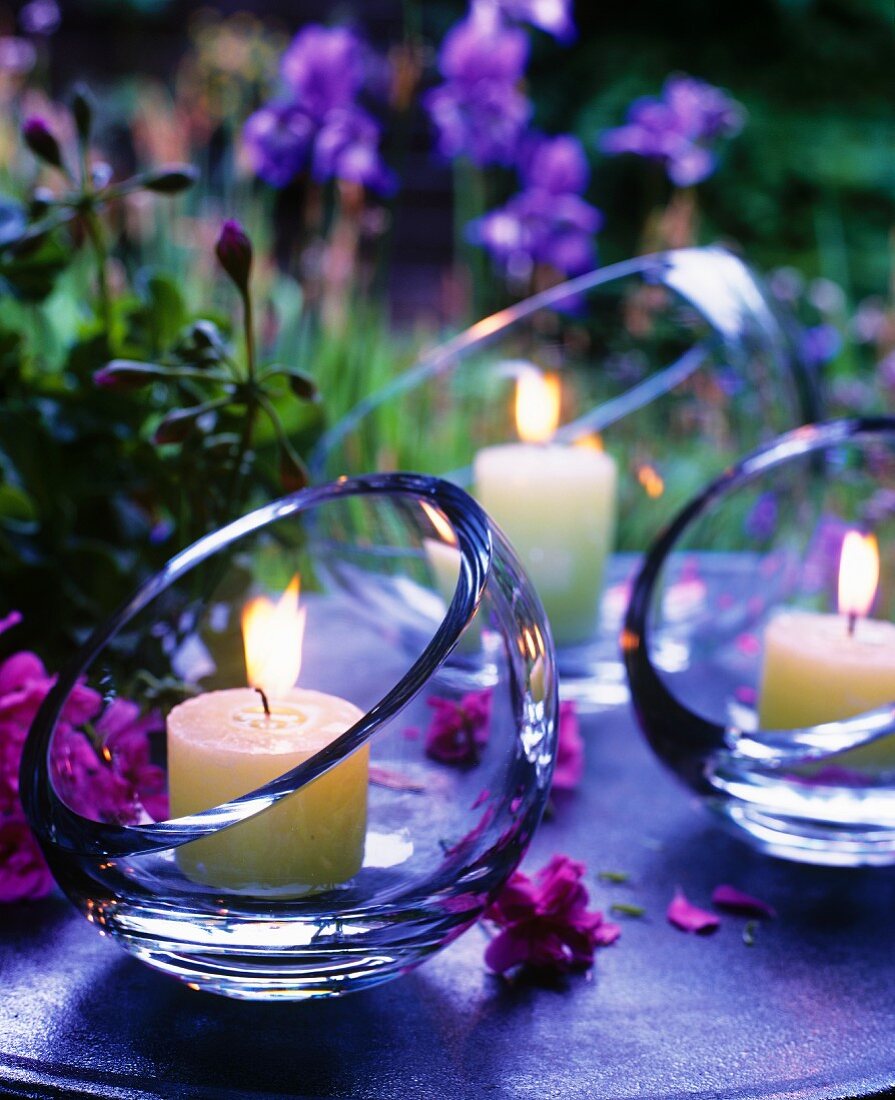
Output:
(758, 533), (895, 754)
(167, 577), (368, 896)
(472, 370), (617, 646)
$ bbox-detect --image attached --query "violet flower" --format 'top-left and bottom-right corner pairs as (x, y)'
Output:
(280, 25), (366, 117)
(313, 108), (395, 193)
(242, 24), (392, 194)
(470, 134), (602, 276)
(424, 10), (531, 167)
(425, 689), (492, 766)
(491, 0), (576, 42)
(0, 818), (53, 902)
(601, 74), (744, 186)
(484, 854), (620, 975)
(19, 0), (60, 36)
(242, 101), (316, 188)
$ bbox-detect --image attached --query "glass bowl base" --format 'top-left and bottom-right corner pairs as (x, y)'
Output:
(710, 800), (895, 868)
(103, 903), (469, 1000)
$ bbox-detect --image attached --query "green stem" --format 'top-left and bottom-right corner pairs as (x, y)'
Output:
(242, 288), (256, 382)
(223, 400), (258, 524)
(83, 207), (112, 338)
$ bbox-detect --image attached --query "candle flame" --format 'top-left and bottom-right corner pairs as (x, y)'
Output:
(242, 575), (306, 699)
(515, 371), (561, 444)
(838, 531), (879, 620)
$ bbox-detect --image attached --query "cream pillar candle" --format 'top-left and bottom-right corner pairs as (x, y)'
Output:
(758, 532), (895, 769)
(472, 371), (617, 647)
(167, 577), (369, 895)
(168, 688), (367, 895)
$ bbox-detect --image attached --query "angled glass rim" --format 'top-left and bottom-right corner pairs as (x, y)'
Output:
(623, 416), (895, 792)
(310, 245), (819, 479)
(22, 473), (497, 858)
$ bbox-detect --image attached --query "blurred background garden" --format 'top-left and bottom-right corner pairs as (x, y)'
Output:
(0, 0), (892, 663)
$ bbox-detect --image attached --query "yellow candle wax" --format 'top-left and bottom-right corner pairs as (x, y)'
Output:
(473, 442), (617, 646)
(167, 687), (367, 896)
(758, 610), (895, 731)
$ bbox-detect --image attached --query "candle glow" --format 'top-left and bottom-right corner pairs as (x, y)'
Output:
(838, 531), (879, 621)
(515, 371), (561, 444)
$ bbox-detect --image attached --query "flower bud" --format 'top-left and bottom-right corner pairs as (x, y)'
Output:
(214, 219), (253, 294)
(141, 165), (199, 194)
(71, 83), (94, 143)
(22, 117), (63, 170)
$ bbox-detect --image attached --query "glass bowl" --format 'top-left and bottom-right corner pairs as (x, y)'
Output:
(623, 417), (895, 866)
(21, 473), (557, 999)
(312, 246), (817, 707)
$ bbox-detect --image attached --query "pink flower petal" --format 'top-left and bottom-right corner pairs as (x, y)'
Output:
(0, 611), (22, 637)
(667, 888), (720, 934)
(711, 884), (776, 919)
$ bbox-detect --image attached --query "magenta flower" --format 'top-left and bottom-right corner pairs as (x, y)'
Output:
(0, 616), (168, 901)
(552, 700), (584, 792)
(667, 888), (720, 934)
(601, 74), (744, 186)
(484, 854), (620, 975)
(425, 688), (492, 766)
(0, 818), (53, 902)
(424, 11), (531, 167)
(242, 24), (392, 194)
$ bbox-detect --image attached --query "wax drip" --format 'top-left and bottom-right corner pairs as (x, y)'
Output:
(255, 687), (271, 717)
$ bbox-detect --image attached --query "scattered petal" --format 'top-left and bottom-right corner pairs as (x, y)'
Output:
(667, 888), (720, 934)
(711, 884), (776, 919)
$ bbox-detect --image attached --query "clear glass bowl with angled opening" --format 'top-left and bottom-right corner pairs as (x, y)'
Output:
(623, 418), (895, 866)
(21, 473), (557, 1000)
(311, 246), (817, 708)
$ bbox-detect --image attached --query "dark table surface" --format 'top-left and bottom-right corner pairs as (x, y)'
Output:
(2, 699), (895, 1100)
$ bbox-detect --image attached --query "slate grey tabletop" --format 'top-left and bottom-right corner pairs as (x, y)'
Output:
(2, 700), (894, 1100)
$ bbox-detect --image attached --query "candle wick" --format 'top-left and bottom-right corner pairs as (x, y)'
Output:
(255, 687), (271, 717)
(847, 612), (857, 638)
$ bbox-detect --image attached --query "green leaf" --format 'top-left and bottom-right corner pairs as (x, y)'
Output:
(136, 270), (188, 355)
(265, 365), (320, 402)
(0, 233), (69, 303)
(0, 483), (37, 525)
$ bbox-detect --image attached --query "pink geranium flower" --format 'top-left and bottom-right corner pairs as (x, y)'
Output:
(0, 817), (54, 902)
(0, 613), (169, 901)
(424, 688), (492, 766)
(483, 854), (620, 975)
(552, 700), (584, 792)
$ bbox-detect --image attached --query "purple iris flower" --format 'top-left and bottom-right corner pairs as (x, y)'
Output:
(470, 134), (602, 276)
(601, 74), (744, 186)
(242, 101), (316, 187)
(491, 0), (576, 42)
(241, 24), (392, 194)
(280, 25), (366, 118)
(424, 11), (531, 166)
(314, 108), (395, 193)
